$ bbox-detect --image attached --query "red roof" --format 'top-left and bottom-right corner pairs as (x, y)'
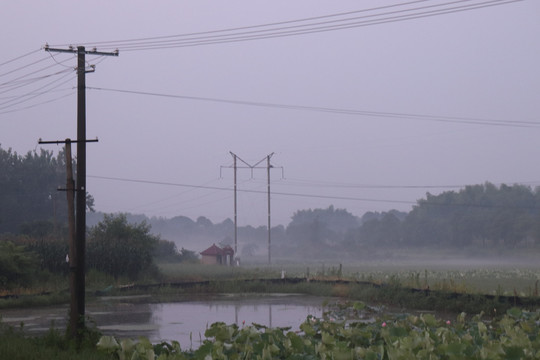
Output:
(222, 245), (234, 256)
(200, 244), (234, 256)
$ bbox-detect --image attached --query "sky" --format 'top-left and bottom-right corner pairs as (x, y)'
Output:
(1, 0), (539, 227)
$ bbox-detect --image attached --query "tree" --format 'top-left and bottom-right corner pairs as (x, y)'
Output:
(0, 145), (95, 234)
(402, 183), (540, 247)
(87, 214), (159, 279)
(289, 205), (360, 233)
(153, 239), (199, 263)
(0, 241), (38, 289)
(352, 211), (403, 247)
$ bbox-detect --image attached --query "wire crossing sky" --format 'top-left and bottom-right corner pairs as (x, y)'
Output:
(1, 0), (538, 225)
(86, 86), (539, 128)
(49, 0), (523, 52)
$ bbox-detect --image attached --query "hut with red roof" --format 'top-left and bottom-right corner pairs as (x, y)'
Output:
(200, 244), (235, 265)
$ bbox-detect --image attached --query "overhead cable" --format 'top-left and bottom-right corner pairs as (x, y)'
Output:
(87, 86), (539, 128)
(0, 73), (76, 111)
(88, 174), (540, 210)
(0, 49), (42, 68)
(88, 174), (415, 205)
(50, 0), (521, 51)
(0, 91), (74, 115)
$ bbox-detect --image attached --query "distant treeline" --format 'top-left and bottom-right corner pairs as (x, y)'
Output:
(91, 183), (540, 260)
(2, 144), (540, 259)
(285, 184), (540, 255)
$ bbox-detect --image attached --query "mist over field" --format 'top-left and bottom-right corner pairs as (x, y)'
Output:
(86, 181), (540, 268)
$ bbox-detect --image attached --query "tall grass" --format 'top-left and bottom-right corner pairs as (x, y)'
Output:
(0, 321), (113, 360)
(159, 261), (540, 296)
(158, 263), (281, 281)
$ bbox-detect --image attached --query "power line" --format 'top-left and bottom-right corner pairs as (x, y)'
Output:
(0, 56), (51, 78)
(87, 86), (539, 128)
(53, 0), (431, 48)
(0, 68), (73, 89)
(0, 86), (73, 100)
(0, 49), (42, 67)
(135, 178), (257, 216)
(276, 178), (540, 190)
(87, 174), (417, 206)
(0, 58), (74, 93)
(126, 178), (224, 212)
(270, 178), (469, 190)
(0, 73), (76, 111)
(0, 91), (74, 115)
(52, 0), (521, 51)
(130, 0), (520, 52)
(88, 174), (540, 212)
(0, 49), (114, 115)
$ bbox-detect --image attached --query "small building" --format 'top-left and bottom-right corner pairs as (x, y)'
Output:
(200, 244), (235, 265)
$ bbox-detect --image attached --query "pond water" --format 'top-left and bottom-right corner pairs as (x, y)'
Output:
(0, 294), (326, 348)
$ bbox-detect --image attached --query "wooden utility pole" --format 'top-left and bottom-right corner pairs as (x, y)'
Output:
(233, 154), (238, 256)
(43, 44), (118, 338)
(39, 137), (97, 338)
(267, 153), (273, 265)
(65, 139), (77, 337)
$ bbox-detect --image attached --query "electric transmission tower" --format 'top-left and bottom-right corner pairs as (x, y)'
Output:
(221, 152), (283, 264)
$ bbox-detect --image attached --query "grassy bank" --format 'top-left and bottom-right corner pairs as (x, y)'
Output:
(3, 260), (540, 313)
(0, 322), (113, 360)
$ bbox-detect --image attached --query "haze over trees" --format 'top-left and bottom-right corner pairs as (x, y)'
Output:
(0, 145), (94, 234)
(401, 183), (540, 248)
(86, 183), (540, 260)
(2, 144), (540, 270)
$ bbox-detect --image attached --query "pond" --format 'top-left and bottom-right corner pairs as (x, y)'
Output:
(0, 294), (327, 348)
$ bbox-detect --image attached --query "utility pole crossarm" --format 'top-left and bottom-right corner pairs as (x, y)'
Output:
(39, 138), (98, 145)
(44, 44), (119, 57)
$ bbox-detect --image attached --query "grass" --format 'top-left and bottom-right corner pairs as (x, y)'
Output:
(158, 262), (282, 281)
(158, 260), (540, 295)
(150, 259), (540, 315)
(3, 258), (540, 312)
(0, 321), (113, 360)
(0, 269), (141, 309)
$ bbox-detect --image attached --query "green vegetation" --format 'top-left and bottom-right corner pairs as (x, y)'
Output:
(87, 214), (160, 280)
(401, 183), (540, 247)
(0, 213), (170, 304)
(282, 183), (540, 257)
(0, 241), (37, 289)
(154, 240), (199, 264)
(3, 259), (540, 358)
(0, 144), (94, 234)
(0, 321), (113, 360)
(93, 305), (540, 359)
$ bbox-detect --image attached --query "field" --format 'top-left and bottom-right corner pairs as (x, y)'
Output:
(158, 251), (540, 298)
(2, 252), (540, 359)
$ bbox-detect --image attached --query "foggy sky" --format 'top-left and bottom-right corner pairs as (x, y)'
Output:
(1, 0), (539, 226)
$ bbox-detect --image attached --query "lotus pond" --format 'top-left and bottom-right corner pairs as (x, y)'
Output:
(0, 293), (331, 348)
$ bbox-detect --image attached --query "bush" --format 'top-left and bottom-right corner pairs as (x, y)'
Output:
(0, 241), (38, 289)
(86, 214), (159, 280)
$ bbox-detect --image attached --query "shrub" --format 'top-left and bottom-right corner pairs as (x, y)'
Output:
(86, 214), (159, 280)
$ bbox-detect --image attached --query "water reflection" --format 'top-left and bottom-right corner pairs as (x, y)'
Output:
(151, 295), (324, 347)
(0, 294), (325, 348)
